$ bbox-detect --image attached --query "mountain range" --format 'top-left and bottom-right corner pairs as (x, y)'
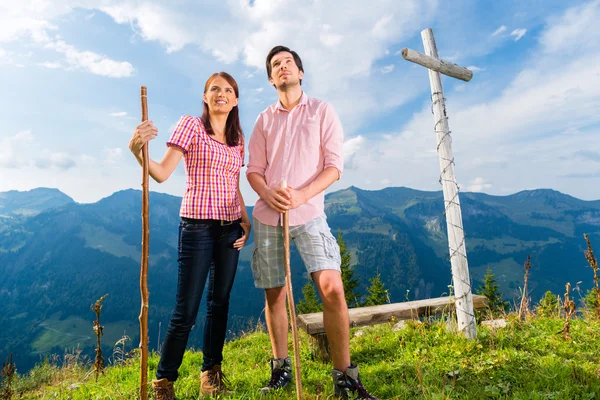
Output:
(1, 186), (599, 373)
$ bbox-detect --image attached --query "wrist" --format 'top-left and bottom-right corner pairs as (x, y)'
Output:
(301, 188), (310, 203)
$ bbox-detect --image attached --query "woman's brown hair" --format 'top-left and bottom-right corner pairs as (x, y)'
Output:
(201, 72), (244, 146)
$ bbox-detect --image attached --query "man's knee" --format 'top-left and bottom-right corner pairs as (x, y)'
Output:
(265, 286), (287, 307)
(314, 272), (345, 302)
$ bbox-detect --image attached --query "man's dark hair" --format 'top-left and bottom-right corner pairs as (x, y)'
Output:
(265, 45), (304, 85)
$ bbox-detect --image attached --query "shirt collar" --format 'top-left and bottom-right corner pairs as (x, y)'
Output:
(275, 91), (308, 112)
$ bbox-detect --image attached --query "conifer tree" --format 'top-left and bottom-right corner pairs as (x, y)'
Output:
(337, 232), (362, 307)
(477, 267), (509, 316)
(297, 281), (322, 314)
(364, 273), (389, 306)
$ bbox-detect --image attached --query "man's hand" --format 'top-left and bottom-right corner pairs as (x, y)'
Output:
(261, 187), (291, 213)
(285, 187), (308, 209)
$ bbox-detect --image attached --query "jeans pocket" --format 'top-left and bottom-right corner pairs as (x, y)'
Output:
(320, 232), (341, 263)
(250, 248), (261, 280)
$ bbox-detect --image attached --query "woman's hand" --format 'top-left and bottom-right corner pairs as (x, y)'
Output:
(130, 120), (158, 157)
(233, 221), (251, 250)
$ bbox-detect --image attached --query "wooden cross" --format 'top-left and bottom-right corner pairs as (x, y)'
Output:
(402, 28), (477, 339)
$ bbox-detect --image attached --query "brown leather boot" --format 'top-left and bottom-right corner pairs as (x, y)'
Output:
(152, 378), (175, 400)
(200, 365), (229, 396)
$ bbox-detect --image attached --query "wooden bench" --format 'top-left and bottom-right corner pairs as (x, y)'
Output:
(297, 295), (488, 362)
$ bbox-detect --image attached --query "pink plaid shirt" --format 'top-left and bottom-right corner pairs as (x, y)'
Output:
(246, 93), (344, 226)
(167, 116), (244, 220)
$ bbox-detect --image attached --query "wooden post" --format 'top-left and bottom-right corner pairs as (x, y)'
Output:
(403, 28), (477, 339)
(139, 86), (150, 398)
(281, 179), (303, 400)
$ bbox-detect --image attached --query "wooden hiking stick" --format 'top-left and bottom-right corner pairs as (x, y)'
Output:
(280, 179), (303, 400)
(139, 86), (150, 399)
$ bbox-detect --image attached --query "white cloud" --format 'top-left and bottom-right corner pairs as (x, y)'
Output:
(109, 111), (128, 117)
(343, 135), (365, 170)
(45, 40), (134, 77)
(0, 131), (78, 170)
(104, 147), (124, 165)
(0, 1), (134, 77)
(96, 0), (439, 130)
(381, 65), (395, 74)
(0, 0), (439, 129)
(38, 61), (61, 69)
(464, 177), (492, 192)
(539, 1), (600, 55)
(492, 25), (507, 36)
(35, 152), (76, 170)
(510, 28), (527, 41)
(466, 65), (484, 72)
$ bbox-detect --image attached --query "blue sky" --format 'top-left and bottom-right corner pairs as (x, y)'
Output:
(1, 0), (599, 204)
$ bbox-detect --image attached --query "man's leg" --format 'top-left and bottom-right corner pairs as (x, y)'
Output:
(252, 218), (292, 391)
(312, 270), (351, 370)
(265, 286), (288, 358)
(293, 216), (379, 399)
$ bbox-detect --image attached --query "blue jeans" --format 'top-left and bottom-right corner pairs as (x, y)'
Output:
(156, 218), (242, 382)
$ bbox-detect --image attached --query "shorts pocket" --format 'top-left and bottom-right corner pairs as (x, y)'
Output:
(250, 248), (261, 280)
(320, 232), (341, 264)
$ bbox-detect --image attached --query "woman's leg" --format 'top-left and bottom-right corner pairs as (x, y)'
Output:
(201, 222), (241, 370)
(157, 221), (214, 381)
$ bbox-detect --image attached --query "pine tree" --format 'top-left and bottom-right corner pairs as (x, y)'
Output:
(297, 281), (322, 314)
(536, 291), (560, 317)
(476, 267), (509, 317)
(337, 232), (362, 307)
(364, 273), (389, 306)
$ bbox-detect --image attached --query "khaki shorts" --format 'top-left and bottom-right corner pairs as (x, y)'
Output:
(251, 215), (341, 289)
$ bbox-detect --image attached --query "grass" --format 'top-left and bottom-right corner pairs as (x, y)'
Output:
(6, 313), (600, 399)
(31, 316), (138, 355)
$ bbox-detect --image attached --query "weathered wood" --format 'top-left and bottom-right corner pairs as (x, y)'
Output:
(401, 47), (473, 82)
(139, 86), (149, 399)
(421, 27), (477, 339)
(281, 179), (303, 400)
(308, 333), (331, 363)
(297, 295), (488, 335)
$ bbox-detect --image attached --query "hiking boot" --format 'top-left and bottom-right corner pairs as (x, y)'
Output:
(200, 365), (230, 396)
(332, 365), (379, 399)
(259, 357), (292, 393)
(152, 378), (175, 400)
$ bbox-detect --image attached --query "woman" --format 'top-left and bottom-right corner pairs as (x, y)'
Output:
(129, 72), (250, 399)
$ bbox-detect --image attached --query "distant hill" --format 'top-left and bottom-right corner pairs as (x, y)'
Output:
(1, 186), (599, 373)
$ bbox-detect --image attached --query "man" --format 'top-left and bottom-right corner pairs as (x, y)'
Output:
(246, 45), (378, 400)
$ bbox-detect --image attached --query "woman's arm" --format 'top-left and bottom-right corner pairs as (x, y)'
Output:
(129, 120), (184, 183)
(233, 173), (251, 250)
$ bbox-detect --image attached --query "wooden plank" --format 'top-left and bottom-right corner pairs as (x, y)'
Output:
(401, 47), (473, 82)
(297, 295), (488, 335)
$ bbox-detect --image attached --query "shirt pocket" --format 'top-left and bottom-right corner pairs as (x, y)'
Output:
(298, 121), (321, 149)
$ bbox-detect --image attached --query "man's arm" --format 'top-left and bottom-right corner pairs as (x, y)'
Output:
(246, 114), (291, 213)
(285, 167), (339, 209)
(247, 172), (291, 213)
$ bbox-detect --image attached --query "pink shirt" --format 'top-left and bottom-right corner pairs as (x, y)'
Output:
(167, 115), (244, 220)
(246, 93), (344, 226)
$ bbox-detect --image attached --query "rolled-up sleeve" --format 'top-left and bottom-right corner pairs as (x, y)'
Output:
(246, 114), (268, 177)
(320, 103), (344, 178)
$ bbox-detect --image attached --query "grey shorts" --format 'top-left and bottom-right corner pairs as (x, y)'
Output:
(251, 215), (341, 289)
